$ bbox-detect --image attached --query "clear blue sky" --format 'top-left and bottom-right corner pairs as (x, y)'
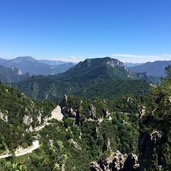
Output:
(0, 0), (171, 63)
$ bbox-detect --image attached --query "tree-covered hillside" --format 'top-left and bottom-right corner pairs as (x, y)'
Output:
(14, 57), (151, 101)
(1, 58), (170, 171)
(55, 57), (137, 83)
(0, 93), (142, 170)
(138, 66), (171, 171)
(0, 83), (54, 152)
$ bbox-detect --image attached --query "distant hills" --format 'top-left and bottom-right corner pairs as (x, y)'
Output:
(14, 57), (150, 101)
(130, 60), (171, 77)
(124, 62), (141, 67)
(0, 56), (75, 76)
(1, 56), (171, 78)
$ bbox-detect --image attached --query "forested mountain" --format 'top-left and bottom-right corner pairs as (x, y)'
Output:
(55, 57), (137, 83)
(130, 60), (171, 77)
(14, 57), (150, 101)
(0, 62), (170, 171)
(0, 56), (75, 76)
(0, 65), (29, 83)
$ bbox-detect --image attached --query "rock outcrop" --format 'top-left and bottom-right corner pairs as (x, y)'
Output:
(90, 151), (139, 171)
(23, 115), (33, 125)
(50, 105), (63, 121)
(138, 92), (171, 170)
(0, 111), (8, 122)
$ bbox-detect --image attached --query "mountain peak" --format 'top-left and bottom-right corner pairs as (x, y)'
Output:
(10, 56), (37, 63)
(76, 57), (124, 69)
(56, 57), (135, 83)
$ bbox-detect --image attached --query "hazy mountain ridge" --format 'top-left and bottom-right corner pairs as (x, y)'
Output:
(38, 59), (71, 65)
(0, 56), (75, 76)
(124, 62), (142, 67)
(130, 60), (171, 77)
(0, 65), (29, 83)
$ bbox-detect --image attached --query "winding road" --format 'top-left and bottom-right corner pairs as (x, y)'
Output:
(0, 140), (40, 159)
(0, 105), (64, 159)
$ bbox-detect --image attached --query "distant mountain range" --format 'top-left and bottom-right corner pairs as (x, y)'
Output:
(14, 57), (150, 101)
(1, 56), (171, 78)
(38, 59), (67, 65)
(0, 56), (75, 76)
(124, 62), (142, 67)
(130, 60), (171, 77)
(1, 56), (169, 85)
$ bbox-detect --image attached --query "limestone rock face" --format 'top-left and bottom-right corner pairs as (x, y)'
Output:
(89, 104), (97, 119)
(123, 153), (139, 171)
(61, 106), (77, 118)
(106, 58), (124, 68)
(50, 105), (63, 121)
(0, 111), (8, 122)
(23, 115), (33, 125)
(90, 162), (103, 171)
(60, 95), (78, 118)
(112, 150), (127, 170)
(90, 151), (139, 171)
(102, 109), (110, 118)
(138, 128), (167, 171)
(37, 113), (42, 125)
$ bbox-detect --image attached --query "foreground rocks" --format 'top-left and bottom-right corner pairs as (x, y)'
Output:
(90, 150), (139, 171)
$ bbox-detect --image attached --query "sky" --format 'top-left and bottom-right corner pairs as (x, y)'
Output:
(0, 0), (171, 63)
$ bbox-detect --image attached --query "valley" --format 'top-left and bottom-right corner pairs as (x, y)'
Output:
(1, 1), (170, 170)
(0, 57), (170, 171)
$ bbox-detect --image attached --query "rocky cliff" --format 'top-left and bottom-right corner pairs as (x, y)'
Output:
(90, 150), (139, 171)
(138, 73), (171, 170)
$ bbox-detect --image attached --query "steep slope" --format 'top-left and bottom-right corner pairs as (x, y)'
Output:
(14, 57), (150, 101)
(0, 65), (29, 83)
(138, 68), (171, 170)
(130, 60), (171, 77)
(136, 72), (161, 85)
(0, 94), (141, 170)
(0, 83), (54, 152)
